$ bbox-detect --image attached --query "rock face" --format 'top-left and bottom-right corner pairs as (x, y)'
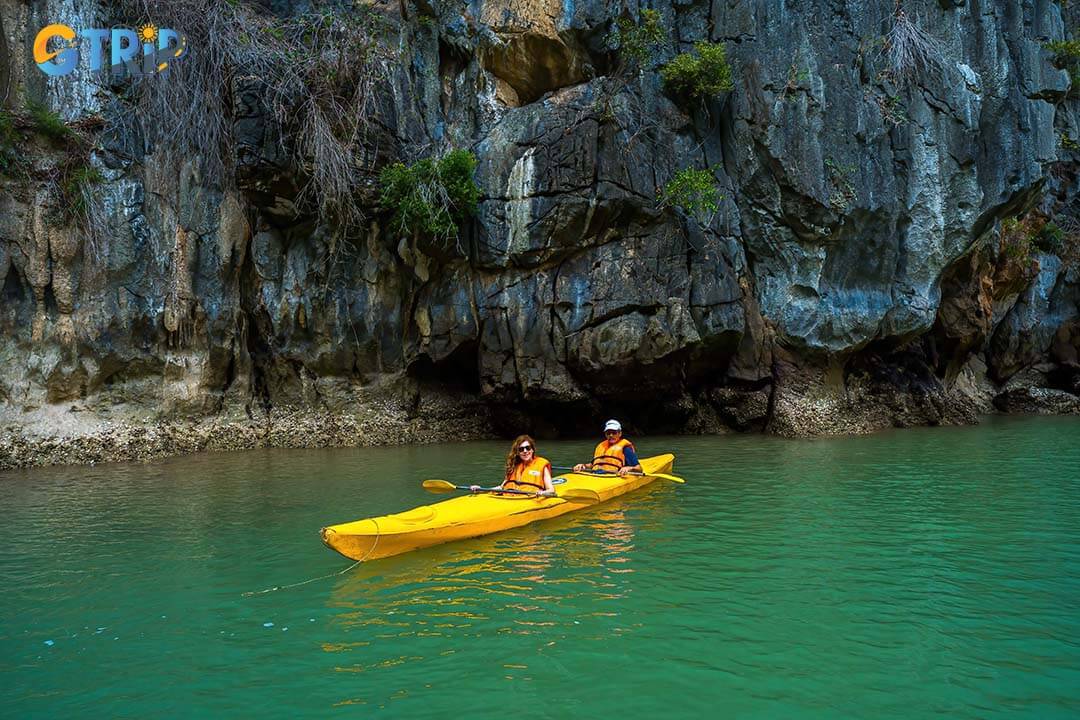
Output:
(1, 0), (1079, 467)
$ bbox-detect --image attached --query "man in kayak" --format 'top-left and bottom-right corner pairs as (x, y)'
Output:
(471, 435), (556, 497)
(573, 419), (642, 476)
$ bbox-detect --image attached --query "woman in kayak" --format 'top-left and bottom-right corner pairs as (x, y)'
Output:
(573, 419), (642, 476)
(472, 435), (556, 497)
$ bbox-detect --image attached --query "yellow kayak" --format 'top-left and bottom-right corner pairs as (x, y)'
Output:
(320, 453), (675, 561)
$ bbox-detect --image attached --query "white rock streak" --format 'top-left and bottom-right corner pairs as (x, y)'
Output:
(506, 147), (536, 255)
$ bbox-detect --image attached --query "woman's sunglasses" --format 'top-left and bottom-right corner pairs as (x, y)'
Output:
(518, 445), (533, 452)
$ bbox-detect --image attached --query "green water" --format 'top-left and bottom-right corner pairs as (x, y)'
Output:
(2, 417), (1080, 718)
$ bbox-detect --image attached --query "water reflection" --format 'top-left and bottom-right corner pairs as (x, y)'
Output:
(321, 485), (675, 707)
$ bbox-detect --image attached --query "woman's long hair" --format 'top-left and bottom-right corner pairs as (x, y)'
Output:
(504, 434), (538, 480)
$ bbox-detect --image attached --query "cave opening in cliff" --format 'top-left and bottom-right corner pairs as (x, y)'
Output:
(2, 266), (27, 305)
(406, 341), (481, 394)
(844, 339), (943, 396)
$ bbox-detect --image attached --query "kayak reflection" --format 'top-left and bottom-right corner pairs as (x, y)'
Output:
(325, 484), (673, 614)
(319, 483), (675, 709)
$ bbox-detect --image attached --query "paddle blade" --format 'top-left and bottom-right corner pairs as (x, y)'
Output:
(651, 472), (686, 484)
(559, 488), (601, 504)
(422, 479), (458, 493)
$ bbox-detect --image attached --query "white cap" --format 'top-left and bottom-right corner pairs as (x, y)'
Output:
(603, 419), (622, 432)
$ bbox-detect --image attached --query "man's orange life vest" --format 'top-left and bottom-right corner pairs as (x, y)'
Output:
(505, 455), (551, 492)
(592, 438), (634, 472)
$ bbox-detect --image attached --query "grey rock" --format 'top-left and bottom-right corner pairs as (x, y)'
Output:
(1, 0), (1079, 467)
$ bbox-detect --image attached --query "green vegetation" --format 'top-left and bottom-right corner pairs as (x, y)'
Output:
(592, 98), (617, 124)
(594, 10), (666, 128)
(780, 61), (810, 100)
(0, 100), (104, 243)
(1030, 218), (1078, 261)
(61, 164), (104, 219)
(1044, 37), (1080, 58)
(379, 150), (480, 239)
(660, 42), (733, 99)
(1062, 133), (1080, 151)
(658, 167), (723, 225)
(825, 158), (856, 212)
(608, 9), (667, 68)
(27, 100), (72, 141)
(998, 213), (1079, 263)
(1035, 221), (1066, 255)
(1044, 32), (1080, 95)
(877, 93), (908, 126)
(0, 109), (20, 173)
(1000, 217), (1036, 263)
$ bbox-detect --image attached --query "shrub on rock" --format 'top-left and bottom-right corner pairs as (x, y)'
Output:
(379, 149), (480, 240)
(660, 42), (733, 99)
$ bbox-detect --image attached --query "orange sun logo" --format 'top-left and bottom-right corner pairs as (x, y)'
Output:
(138, 24), (158, 44)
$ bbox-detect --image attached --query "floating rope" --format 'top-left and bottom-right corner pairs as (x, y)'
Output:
(242, 519), (381, 597)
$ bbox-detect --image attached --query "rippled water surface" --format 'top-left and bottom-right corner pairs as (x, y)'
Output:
(2, 416), (1080, 718)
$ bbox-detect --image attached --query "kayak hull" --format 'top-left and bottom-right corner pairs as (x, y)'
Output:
(320, 453), (674, 561)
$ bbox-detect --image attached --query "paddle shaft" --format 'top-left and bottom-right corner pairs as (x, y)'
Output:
(553, 466), (646, 476)
(449, 484), (549, 497)
(422, 479), (598, 503)
(552, 466), (684, 483)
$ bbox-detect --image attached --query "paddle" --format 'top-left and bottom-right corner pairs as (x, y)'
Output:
(551, 466), (686, 484)
(421, 480), (600, 503)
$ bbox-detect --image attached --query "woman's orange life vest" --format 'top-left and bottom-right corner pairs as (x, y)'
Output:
(592, 438), (634, 472)
(504, 455), (551, 492)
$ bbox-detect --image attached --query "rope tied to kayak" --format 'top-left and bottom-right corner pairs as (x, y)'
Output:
(241, 561), (361, 597)
(241, 518), (381, 597)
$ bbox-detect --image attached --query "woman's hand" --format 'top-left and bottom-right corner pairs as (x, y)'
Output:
(573, 463), (586, 472)
(469, 485), (481, 492)
(535, 490), (555, 498)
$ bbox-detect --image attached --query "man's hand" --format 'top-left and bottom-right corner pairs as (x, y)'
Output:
(573, 463), (587, 472)
(617, 466), (630, 476)
(469, 485), (481, 492)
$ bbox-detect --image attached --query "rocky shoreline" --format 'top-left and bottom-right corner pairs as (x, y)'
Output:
(0, 410), (491, 471)
(3, 362), (1076, 472)
(0, 381), (497, 471)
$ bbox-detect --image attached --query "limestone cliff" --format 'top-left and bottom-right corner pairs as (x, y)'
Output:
(1, 0), (1079, 468)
